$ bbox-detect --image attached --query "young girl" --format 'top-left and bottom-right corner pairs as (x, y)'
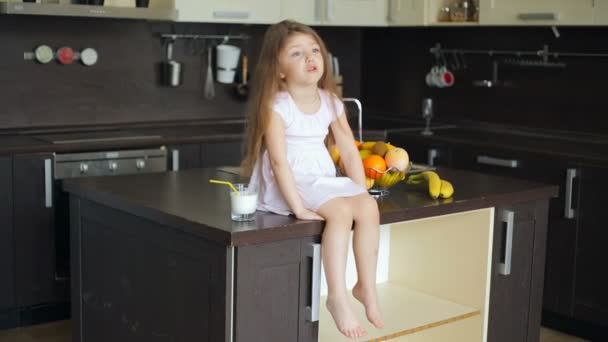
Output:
(243, 20), (384, 339)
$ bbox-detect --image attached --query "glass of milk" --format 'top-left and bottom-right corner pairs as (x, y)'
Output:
(230, 183), (258, 221)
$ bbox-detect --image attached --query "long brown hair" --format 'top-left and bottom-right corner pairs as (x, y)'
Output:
(241, 20), (340, 176)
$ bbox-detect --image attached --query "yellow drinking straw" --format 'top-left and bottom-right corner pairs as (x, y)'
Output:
(209, 179), (240, 195)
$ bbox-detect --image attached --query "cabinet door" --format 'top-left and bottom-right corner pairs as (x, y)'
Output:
(0, 157), (15, 311)
(175, 0), (281, 23)
(280, 0), (323, 25)
(235, 237), (320, 342)
(451, 146), (566, 183)
(13, 154), (58, 307)
(325, 0), (388, 26)
(480, 0), (594, 25)
(200, 141), (244, 168)
(388, 0), (426, 26)
(542, 167), (579, 317)
(488, 204), (537, 342)
(572, 166), (608, 326)
(167, 144), (201, 171)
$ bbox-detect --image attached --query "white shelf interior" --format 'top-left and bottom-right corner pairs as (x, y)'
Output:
(318, 208), (494, 342)
(319, 282), (480, 342)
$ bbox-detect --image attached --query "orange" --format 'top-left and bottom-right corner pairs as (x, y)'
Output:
(354, 140), (362, 149)
(363, 154), (387, 179)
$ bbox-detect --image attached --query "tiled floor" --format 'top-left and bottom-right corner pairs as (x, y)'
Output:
(0, 321), (590, 342)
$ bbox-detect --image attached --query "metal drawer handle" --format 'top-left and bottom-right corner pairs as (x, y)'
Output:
(44, 158), (53, 208)
(498, 210), (514, 276)
(213, 11), (250, 19)
(172, 149), (180, 171)
(564, 168), (577, 219)
(306, 243), (321, 322)
(517, 13), (558, 21)
(327, 0), (334, 21)
(476, 155), (520, 168)
(315, 0), (323, 21)
(388, 0), (396, 22)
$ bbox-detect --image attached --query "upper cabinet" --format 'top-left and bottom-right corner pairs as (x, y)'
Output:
(280, 0), (387, 26)
(175, 0), (607, 25)
(0, 0), (176, 20)
(175, 0), (281, 23)
(388, 0), (426, 26)
(479, 0), (594, 25)
(324, 0), (388, 26)
(280, 0), (322, 25)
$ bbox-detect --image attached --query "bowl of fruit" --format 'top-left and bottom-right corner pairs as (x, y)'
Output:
(361, 141), (411, 196)
(332, 141), (411, 196)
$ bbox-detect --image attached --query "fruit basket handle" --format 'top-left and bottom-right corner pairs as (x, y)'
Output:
(343, 98), (362, 143)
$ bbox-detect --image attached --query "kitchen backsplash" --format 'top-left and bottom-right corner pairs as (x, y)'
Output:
(362, 26), (608, 135)
(0, 16), (362, 131)
(2, 15), (607, 136)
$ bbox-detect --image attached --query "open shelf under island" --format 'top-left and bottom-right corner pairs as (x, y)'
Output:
(62, 167), (557, 342)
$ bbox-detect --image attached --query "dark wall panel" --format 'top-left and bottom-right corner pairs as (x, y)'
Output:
(362, 26), (608, 135)
(0, 16), (361, 130)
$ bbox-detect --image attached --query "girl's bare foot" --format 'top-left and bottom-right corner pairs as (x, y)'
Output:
(352, 282), (385, 329)
(326, 296), (367, 339)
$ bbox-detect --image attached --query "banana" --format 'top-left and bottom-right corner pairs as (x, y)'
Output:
(421, 171), (441, 199)
(439, 179), (454, 199)
(360, 141), (376, 151)
(405, 173), (424, 185)
(365, 177), (375, 190)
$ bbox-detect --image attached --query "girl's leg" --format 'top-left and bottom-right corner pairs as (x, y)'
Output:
(347, 193), (385, 329)
(317, 198), (366, 339)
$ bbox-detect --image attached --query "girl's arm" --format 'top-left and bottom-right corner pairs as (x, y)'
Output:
(266, 111), (324, 220)
(330, 111), (366, 188)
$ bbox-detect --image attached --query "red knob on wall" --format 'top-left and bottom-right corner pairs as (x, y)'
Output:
(56, 47), (75, 65)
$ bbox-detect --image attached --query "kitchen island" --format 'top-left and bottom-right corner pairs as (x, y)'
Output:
(63, 167), (557, 342)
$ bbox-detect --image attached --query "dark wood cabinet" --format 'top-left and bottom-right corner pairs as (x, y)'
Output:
(0, 157), (15, 312)
(71, 198), (226, 342)
(13, 153), (64, 307)
(200, 141), (244, 168)
(167, 144), (202, 171)
(235, 236), (319, 342)
(397, 135), (608, 334)
(572, 165), (608, 326)
(488, 201), (549, 342)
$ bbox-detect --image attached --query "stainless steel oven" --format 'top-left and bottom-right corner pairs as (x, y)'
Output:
(52, 147), (167, 279)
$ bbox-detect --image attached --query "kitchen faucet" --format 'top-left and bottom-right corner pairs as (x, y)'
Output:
(343, 98), (363, 142)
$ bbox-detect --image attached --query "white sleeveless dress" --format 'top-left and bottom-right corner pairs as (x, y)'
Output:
(249, 90), (367, 216)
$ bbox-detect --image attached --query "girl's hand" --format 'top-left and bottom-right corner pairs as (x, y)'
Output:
(295, 208), (325, 221)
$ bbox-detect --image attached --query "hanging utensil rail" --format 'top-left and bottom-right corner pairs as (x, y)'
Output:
(430, 43), (608, 61)
(160, 34), (249, 43)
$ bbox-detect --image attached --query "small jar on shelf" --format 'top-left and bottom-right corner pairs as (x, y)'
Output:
(437, 0), (453, 22)
(450, 0), (478, 22)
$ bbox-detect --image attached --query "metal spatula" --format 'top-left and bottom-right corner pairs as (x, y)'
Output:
(204, 46), (215, 99)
